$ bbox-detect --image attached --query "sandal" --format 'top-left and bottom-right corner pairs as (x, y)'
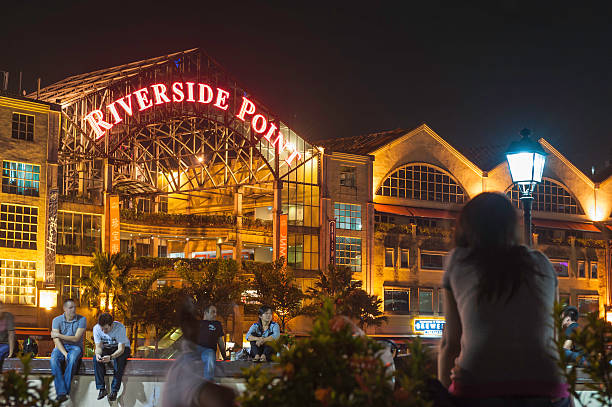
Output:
(260, 354), (267, 363)
(253, 355), (261, 363)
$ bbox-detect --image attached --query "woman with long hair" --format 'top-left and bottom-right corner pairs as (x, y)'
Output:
(246, 305), (280, 362)
(438, 192), (569, 406)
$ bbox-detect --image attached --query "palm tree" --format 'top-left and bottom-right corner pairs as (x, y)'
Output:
(80, 251), (134, 314)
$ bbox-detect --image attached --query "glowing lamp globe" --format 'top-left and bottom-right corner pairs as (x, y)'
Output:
(505, 129), (547, 198)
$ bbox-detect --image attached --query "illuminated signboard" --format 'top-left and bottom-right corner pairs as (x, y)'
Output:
(84, 82), (302, 166)
(413, 317), (445, 338)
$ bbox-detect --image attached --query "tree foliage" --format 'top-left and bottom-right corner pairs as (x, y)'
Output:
(175, 258), (247, 322)
(555, 303), (612, 407)
(80, 251), (134, 314)
(240, 300), (432, 407)
(245, 259), (304, 332)
(305, 264), (386, 328)
(0, 353), (60, 407)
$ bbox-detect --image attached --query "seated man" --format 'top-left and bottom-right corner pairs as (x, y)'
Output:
(93, 312), (131, 401)
(50, 299), (86, 402)
(561, 305), (586, 366)
(0, 301), (16, 370)
(197, 304), (227, 381)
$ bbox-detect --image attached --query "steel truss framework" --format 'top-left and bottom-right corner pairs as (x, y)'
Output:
(31, 49), (319, 201)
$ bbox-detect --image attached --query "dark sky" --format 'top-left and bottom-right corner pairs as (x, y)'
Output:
(2, 1), (612, 174)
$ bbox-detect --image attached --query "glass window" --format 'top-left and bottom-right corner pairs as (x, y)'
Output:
(0, 204), (37, 250)
(577, 295), (599, 317)
(57, 211), (102, 255)
(420, 252), (445, 270)
(334, 203), (362, 230)
(384, 288), (410, 314)
(55, 264), (90, 304)
(438, 288), (444, 314)
(384, 248), (394, 267)
(2, 161), (40, 196)
(376, 164), (466, 203)
(551, 260), (569, 278)
(340, 166), (356, 187)
(577, 261), (586, 278)
(336, 237), (361, 272)
(400, 249), (409, 268)
(0, 260), (36, 305)
(590, 262), (598, 279)
(507, 178), (583, 214)
(419, 288), (434, 314)
(11, 113), (34, 141)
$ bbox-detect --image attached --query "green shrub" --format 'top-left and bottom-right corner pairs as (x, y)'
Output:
(0, 353), (60, 406)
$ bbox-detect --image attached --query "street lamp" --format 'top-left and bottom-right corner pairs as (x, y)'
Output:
(505, 128), (547, 247)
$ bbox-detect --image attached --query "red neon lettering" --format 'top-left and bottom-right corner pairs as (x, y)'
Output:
(214, 88), (230, 110)
(133, 88), (153, 111)
(198, 84), (213, 104)
(285, 150), (302, 166)
(151, 84), (171, 105)
(236, 97), (256, 121)
(269, 131), (289, 152)
(115, 95), (133, 117)
(185, 82), (195, 102)
(262, 123), (278, 142)
(107, 103), (123, 124)
(85, 110), (113, 139)
(251, 114), (267, 133)
(172, 82), (184, 102)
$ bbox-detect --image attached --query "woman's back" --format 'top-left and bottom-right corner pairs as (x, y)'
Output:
(444, 247), (562, 393)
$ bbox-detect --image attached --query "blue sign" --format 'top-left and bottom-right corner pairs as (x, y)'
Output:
(413, 318), (445, 337)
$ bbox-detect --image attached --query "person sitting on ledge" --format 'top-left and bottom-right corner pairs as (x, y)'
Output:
(50, 298), (86, 403)
(93, 312), (131, 401)
(246, 305), (280, 362)
(0, 301), (15, 371)
(438, 192), (569, 407)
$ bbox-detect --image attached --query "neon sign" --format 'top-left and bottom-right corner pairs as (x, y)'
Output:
(413, 317), (445, 338)
(84, 81), (302, 166)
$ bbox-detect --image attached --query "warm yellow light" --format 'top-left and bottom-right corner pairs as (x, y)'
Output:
(197, 156), (204, 162)
(606, 311), (612, 324)
(39, 290), (58, 310)
(100, 293), (114, 311)
(588, 206), (606, 222)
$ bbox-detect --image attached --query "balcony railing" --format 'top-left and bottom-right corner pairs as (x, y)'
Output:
(120, 210), (272, 230)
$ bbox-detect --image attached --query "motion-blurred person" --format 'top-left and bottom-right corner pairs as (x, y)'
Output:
(0, 301), (15, 370)
(50, 298), (86, 403)
(162, 297), (236, 407)
(93, 312), (131, 401)
(245, 305), (280, 362)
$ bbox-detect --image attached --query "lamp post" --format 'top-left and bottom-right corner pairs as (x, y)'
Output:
(505, 129), (547, 247)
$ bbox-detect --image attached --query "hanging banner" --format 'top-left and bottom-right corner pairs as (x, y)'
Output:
(106, 195), (120, 254)
(279, 214), (288, 264)
(329, 219), (336, 265)
(44, 188), (59, 286)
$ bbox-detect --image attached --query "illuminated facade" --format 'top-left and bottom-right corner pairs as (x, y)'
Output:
(0, 49), (609, 338)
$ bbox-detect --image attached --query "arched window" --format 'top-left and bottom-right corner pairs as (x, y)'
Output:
(506, 178), (584, 214)
(376, 164), (467, 204)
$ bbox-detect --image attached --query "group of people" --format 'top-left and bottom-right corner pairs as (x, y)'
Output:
(0, 191), (600, 407)
(49, 298), (130, 403)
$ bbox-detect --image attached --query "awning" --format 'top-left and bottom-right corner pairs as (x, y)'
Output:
(15, 327), (50, 336)
(374, 203), (457, 220)
(607, 225), (612, 232)
(531, 219), (601, 233)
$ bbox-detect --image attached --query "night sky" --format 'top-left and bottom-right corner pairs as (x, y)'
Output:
(2, 1), (612, 174)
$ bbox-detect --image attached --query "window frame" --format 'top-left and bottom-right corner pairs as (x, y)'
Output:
(577, 260), (586, 279)
(418, 287), (434, 315)
(550, 259), (570, 278)
(335, 236), (362, 272)
(0, 259), (37, 305)
(383, 287), (411, 314)
(590, 262), (598, 279)
(0, 203), (38, 250)
(577, 294), (599, 317)
(2, 161), (41, 197)
(334, 202), (362, 231)
(11, 112), (35, 142)
(419, 251), (446, 271)
(384, 247), (394, 268)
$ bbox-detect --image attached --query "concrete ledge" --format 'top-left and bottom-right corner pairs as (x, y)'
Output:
(3, 357), (267, 377)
